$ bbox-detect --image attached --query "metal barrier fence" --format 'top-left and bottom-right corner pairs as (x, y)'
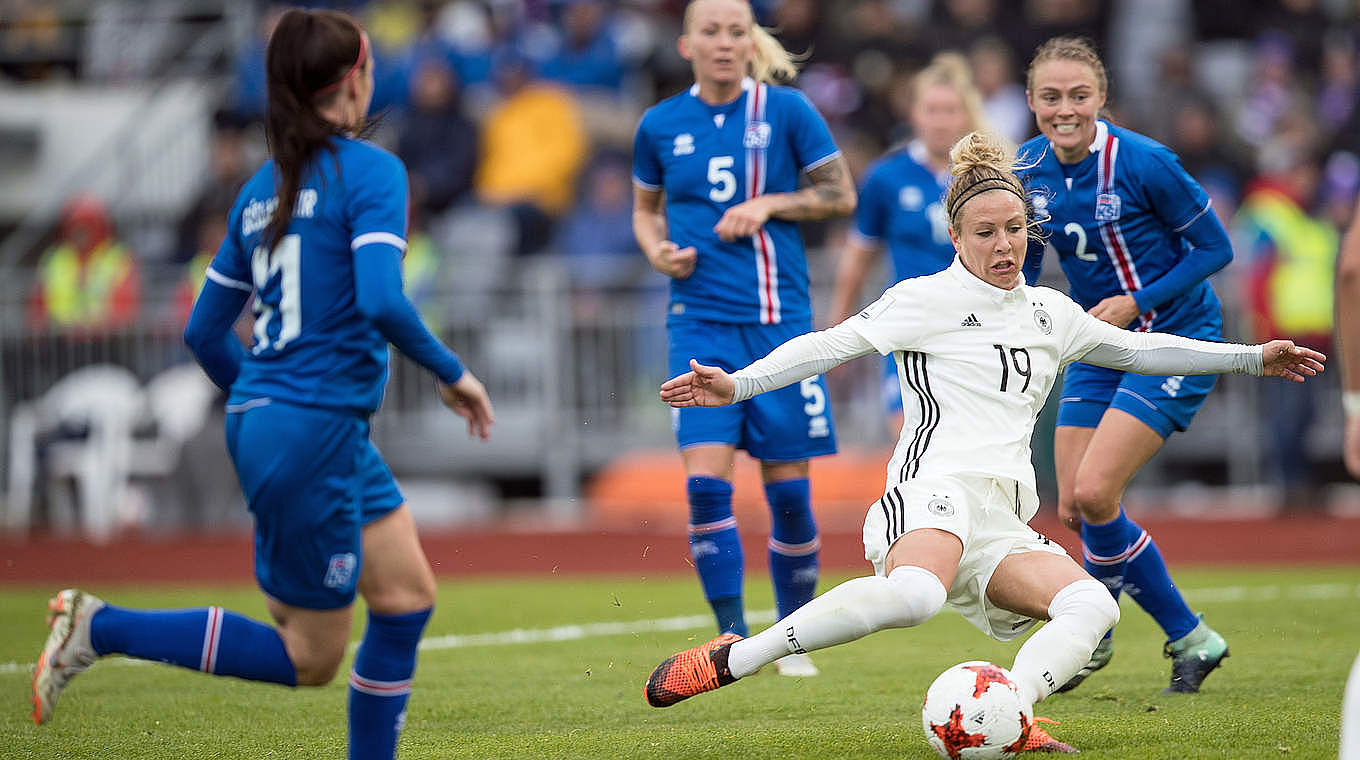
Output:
(0, 260), (1346, 531)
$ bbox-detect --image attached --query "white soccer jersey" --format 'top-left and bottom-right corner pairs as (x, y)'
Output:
(849, 258), (1080, 512)
(728, 256), (1261, 520)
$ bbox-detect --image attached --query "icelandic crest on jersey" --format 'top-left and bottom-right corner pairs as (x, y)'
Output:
(1030, 191), (1051, 223)
(743, 121), (771, 149)
(1095, 192), (1122, 221)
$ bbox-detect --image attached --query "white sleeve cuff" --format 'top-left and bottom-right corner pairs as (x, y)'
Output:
(351, 232), (407, 252)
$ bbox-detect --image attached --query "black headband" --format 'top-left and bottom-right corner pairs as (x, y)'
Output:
(947, 176), (1025, 219)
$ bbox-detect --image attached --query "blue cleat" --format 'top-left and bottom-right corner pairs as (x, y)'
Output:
(1163, 617), (1229, 694)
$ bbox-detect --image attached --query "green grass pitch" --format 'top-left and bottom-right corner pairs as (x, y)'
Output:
(1, 566), (1357, 759)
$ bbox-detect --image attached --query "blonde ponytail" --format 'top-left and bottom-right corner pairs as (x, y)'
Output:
(749, 23), (799, 83)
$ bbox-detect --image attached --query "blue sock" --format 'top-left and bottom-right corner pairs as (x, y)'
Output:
(765, 477), (819, 621)
(1080, 508), (1139, 603)
(687, 476), (746, 636)
(1082, 507), (1198, 642)
(349, 608), (432, 760)
(1123, 532), (1199, 642)
(89, 605), (296, 686)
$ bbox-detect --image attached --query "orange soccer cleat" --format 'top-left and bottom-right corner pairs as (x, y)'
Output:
(644, 632), (742, 708)
(1021, 716), (1079, 753)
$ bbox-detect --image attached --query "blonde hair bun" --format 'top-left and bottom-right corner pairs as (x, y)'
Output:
(949, 130), (1016, 180)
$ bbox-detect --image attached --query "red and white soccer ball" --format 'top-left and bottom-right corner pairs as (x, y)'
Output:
(921, 661), (1033, 760)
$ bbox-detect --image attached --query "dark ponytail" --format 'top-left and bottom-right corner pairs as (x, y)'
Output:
(262, 8), (366, 252)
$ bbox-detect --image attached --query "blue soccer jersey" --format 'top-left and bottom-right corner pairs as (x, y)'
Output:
(208, 137), (409, 414)
(1018, 120), (1228, 336)
(632, 78), (840, 325)
(852, 140), (955, 284)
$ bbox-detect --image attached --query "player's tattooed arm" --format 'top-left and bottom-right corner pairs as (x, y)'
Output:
(712, 155), (856, 242)
(773, 155), (857, 221)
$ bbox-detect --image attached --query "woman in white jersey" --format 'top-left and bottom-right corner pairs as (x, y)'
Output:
(642, 130), (1325, 753)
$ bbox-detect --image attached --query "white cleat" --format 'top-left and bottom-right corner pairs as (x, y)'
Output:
(32, 589), (104, 725)
(773, 652), (819, 678)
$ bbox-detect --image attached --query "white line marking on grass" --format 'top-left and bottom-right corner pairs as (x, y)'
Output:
(2, 582), (1356, 675)
(419, 609), (778, 652)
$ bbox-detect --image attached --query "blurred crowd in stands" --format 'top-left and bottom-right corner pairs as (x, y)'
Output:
(1, 0), (1356, 505)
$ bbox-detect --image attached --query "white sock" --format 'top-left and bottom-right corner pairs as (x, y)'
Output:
(1010, 578), (1119, 705)
(727, 565), (946, 679)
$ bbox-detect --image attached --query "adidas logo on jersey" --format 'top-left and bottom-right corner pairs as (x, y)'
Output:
(960, 313), (983, 327)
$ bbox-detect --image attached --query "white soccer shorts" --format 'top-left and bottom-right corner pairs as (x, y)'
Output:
(863, 473), (1069, 641)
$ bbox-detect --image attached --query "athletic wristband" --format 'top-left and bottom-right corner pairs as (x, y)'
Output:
(1344, 390), (1360, 418)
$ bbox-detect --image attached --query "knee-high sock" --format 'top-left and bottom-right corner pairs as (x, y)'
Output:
(89, 605), (296, 686)
(348, 607), (432, 760)
(687, 476), (746, 636)
(1011, 579), (1120, 706)
(765, 478), (819, 620)
(1082, 507), (1198, 641)
(726, 565), (945, 679)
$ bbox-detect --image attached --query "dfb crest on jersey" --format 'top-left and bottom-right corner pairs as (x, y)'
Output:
(1033, 308), (1053, 335)
(1095, 192), (1122, 221)
(743, 121), (771, 149)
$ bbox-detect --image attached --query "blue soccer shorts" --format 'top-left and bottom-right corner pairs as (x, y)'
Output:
(668, 318), (837, 462)
(1056, 361), (1217, 439)
(881, 354), (904, 415)
(225, 399), (404, 610)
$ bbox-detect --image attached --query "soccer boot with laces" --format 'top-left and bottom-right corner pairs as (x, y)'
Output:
(773, 652), (819, 677)
(644, 632), (741, 707)
(1054, 632), (1114, 694)
(32, 589), (105, 725)
(1019, 716), (1079, 753)
(1163, 616), (1229, 694)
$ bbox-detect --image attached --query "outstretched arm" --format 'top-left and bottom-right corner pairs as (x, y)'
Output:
(660, 321), (876, 407)
(1075, 319), (1324, 381)
(354, 243), (494, 439)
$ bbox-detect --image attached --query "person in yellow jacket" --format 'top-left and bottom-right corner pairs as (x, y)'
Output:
(474, 49), (587, 255)
(28, 195), (140, 330)
(1235, 151), (1337, 505)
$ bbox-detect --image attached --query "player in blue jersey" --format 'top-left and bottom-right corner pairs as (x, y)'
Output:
(631, 0), (855, 677)
(1016, 37), (1232, 694)
(31, 10), (494, 758)
(830, 52), (985, 426)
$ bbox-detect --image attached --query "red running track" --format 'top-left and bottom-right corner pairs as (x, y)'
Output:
(1, 513), (1357, 586)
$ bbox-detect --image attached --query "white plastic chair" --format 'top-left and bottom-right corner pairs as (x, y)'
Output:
(133, 363), (217, 477)
(5, 364), (147, 541)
